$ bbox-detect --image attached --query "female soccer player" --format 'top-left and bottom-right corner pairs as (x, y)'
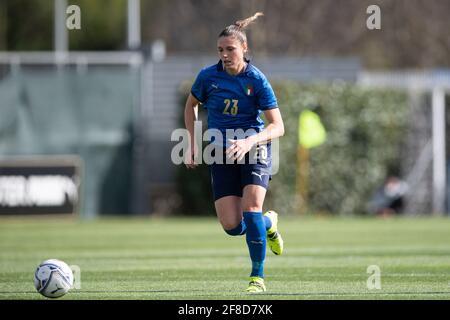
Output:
(184, 12), (284, 293)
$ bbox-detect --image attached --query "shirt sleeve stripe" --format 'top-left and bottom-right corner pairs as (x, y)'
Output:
(190, 91), (204, 103)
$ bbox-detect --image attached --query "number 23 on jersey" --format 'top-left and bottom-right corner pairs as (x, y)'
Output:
(223, 99), (239, 116)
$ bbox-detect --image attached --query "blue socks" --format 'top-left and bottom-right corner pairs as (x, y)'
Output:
(263, 215), (272, 231)
(224, 220), (247, 236)
(243, 211), (266, 278)
(223, 211), (272, 278)
(224, 215), (272, 236)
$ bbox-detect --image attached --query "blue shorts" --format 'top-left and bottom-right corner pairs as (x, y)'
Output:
(209, 143), (272, 201)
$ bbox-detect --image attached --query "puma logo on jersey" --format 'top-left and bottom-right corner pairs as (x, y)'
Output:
(211, 83), (219, 89)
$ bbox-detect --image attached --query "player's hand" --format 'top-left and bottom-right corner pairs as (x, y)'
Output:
(184, 144), (199, 169)
(226, 138), (255, 162)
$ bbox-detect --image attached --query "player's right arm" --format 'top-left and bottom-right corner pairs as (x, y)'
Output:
(184, 93), (200, 169)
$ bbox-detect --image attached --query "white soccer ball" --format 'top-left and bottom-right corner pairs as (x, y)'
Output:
(34, 259), (74, 298)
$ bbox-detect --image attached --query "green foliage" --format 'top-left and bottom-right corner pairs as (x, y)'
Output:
(69, 0), (127, 50)
(177, 81), (409, 215)
(3, 0), (53, 50)
(1, 0), (126, 51)
(267, 82), (409, 215)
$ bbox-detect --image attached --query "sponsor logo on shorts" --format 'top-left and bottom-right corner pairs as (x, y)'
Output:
(251, 171), (265, 181)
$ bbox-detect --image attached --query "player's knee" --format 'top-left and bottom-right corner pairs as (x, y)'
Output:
(219, 218), (238, 230)
(241, 196), (263, 213)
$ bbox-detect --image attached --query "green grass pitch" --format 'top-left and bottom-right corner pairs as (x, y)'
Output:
(1, 216), (450, 300)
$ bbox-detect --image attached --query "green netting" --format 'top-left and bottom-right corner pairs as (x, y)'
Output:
(0, 65), (139, 217)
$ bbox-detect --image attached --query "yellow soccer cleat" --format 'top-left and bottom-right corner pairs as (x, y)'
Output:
(245, 277), (266, 293)
(264, 210), (284, 255)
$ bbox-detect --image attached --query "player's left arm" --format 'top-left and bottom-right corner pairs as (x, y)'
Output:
(227, 107), (284, 161)
(250, 107), (285, 144)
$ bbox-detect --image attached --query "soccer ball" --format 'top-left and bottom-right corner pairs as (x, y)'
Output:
(34, 259), (74, 298)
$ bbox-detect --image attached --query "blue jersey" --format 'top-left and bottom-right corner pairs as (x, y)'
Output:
(191, 60), (277, 144)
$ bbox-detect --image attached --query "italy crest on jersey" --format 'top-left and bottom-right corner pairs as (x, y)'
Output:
(246, 84), (254, 96)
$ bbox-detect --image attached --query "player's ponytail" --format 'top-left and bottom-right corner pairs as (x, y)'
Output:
(234, 12), (264, 30)
(218, 12), (264, 45)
